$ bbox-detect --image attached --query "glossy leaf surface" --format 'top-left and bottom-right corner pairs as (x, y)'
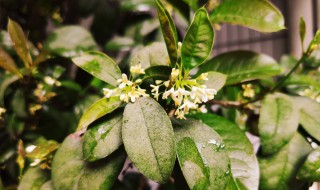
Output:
(156, 0), (178, 67)
(190, 113), (259, 190)
(52, 135), (125, 190)
(182, 8), (214, 70)
(174, 118), (230, 189)
(83, 113), (123, 161)
(76, 97), (122, 132)
(122, 97), (176, 183)
(44, 26), (97, 57)
(72, 51), (121, 86)
(259, 93), (299, 155)
(199, 51), (281, 85)
(210, 0), (285, 32)
(259, 133), (312, 190)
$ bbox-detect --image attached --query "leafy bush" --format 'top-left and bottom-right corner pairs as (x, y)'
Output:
(0, 0), (320, 189)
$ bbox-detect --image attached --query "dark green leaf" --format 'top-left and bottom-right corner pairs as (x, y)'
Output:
(0, 178), (3, 190)
(122, 97), (176, 183)
(198, 71), (227, 91)
(259, 133), (312, 190)
(44, 26), (97, 57)
(199, 51), (282, 85)
(165, 0), (190, 21)
(259, 93), (299, 155)
(176, 137), (209, 189)
(156, 0), (178, 67)
(19, 167), (50, 190)
(130, 42), (170, 69)
(143, 65), (172, 81)
(292, 96), (320, 142)
(52, 135), (126, 190)
(182, 8), (214, 70)
(11, 89), (28, 118)
(72, 51), (121, 86)
(174, 118), (230, 189)
(182, 0), (198, 10)
(299, 18), (306, 50)
(0, 47), (22, 77)
(189, 113), (259, 190)
(7, 19), (32, 68)
(209, 0), (285, 32)
(83, 113), (123, 161)
(76, 97), (122, 132)
(297, 148), (320, 181)
(0, 74), (20, 106)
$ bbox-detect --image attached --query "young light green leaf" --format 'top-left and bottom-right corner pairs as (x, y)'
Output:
(209, 0), (285, 32)
(189, 113), (259, 190)
(299, 17), (306, 51)
(292, 96), (320, 142)
(297, 148), (320, 181)
(259, 133), (312, 190)
(198, 71), (227, 91)
(130, 42), (170, 69)
(181, 7), (214, 70)
(72, 51), (121, 86)
(83, 113), (123, 161)
(19, 167), (50, 190)
(174, 118), (230, 190)
(76, 97), (122, 132)
(0, 47), (22, 77)
(199, 51), (282, 85)
(122, 97), (176, 183)
(259, 93), (299, 155)
(306, 30), (320, 55)
(7, 19), (32, 68)
(52, 135), (126, 190)
(44, 26), (97, 57)
(176, 137), (210, 190)
(156, 0), (178, 67)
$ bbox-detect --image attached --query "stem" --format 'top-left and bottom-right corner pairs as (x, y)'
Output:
(271, 54), (306, 92)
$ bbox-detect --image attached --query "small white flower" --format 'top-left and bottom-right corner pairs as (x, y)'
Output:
(171, 68), (180, 78)
(172, 88), (190, 106)
(120, 93), (129, 103)
(179, 99), (197, 113)
(175, 109), (186, 119)
(130, 64), (145, 74)
(135, 79), (142, 84)
(118, 74), (133, 89)
(197, 73), (209, 81)
(198, 105), (208, 113)
(103, 88), (115, 98)
(163, 80), (170, 87)
(155, 80), (163, 85)
(163, 87), (174, 99)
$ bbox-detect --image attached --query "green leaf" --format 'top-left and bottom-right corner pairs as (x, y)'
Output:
(297, 148), (320, 181)
(7, 19), (32, 68)
(259, 93), (299, 155)
(299, 18), (306, 50)
(143, 65), (172, 81)
(130, 42), (170, 69)
(284, 74), (320, 89)
(44, 26), (97, 57)
(199, 51), (282, 85)
(307, 30), (320, 55)
(176, 137), (209, 190)
(0, 47), (22, 77)
(105, 36), (134, 51)
(19, 167), (50, 190)
(156, 0), (178, 67)
(76, 97), (122, 132)
(209, 0), (285, 32)
(83, 113), (123, 161)
(52, 135), (126, 190)
(165, 0), (190, 21)
(189, 113), (259, 190)
(174, 118), (230, 189)
(122, 97), (176, 183)
(292, 96), (320, 142)
(182, 7), (214, 70)
(72, 51), (121, 86)
(198, 71), (227, 91)
(259, 133), (312, 190)
(11, 89), (28, 118)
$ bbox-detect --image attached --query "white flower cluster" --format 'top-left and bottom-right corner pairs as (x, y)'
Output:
(103, 65), (148, 103)
(150, 68), (217, 119)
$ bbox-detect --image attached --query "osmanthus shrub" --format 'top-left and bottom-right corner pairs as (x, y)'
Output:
(2, 0), (320, 190)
